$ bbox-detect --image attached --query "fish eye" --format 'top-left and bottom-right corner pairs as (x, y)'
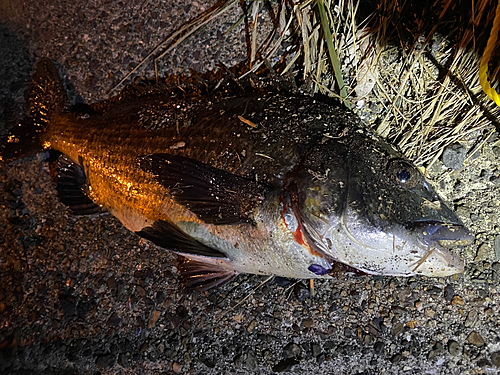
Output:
(396, 169), (411, 183)
(387, 159), (418, 188)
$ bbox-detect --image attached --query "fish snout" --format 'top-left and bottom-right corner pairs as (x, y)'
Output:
(411, 222), (471, 277)
(415, 222), (474, 247)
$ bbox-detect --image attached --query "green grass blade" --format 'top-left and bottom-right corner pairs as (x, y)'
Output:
(316, 0), (350, 109)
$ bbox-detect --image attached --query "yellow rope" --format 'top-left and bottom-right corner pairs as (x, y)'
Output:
(480, 0), (500, 107)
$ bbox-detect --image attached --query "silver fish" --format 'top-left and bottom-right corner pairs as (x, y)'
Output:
(2, 58), (473, 289)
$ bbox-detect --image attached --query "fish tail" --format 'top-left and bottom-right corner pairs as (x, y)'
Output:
(30, 57), (69, 130)
(1, 58), (68, 161)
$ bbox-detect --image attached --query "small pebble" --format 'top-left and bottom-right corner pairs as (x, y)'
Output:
(301, 318), (314, 328)
(139, 343), (149, 353)
(316, 354), (325, 365)
(107, 275), (116, 290)
(494, 235), (500, 261)
(398, 287), (411, 302)
(294, 282), (310, 302)
(173, 362), (182, 373)
(148, 310), (161, 328)
(391, 323), (403, 336)
(492, 146), (500, 157)
(491, 351), (500, 367)
(311, 343), (322, 357)
(424, 308), (435, 318)
(106, 312), (121, 327)
(433, 342), (444, 354)
(448, 340), (460, 356)
(464, 310), (478, 328)
(426, 286), (442, 297)
(477, 358), (491, 368)
(247, 320), (258, 333)
(475, 243), (491, 262)
(493, 269), (500, 285)
(442, 143), (467, 170)
(155, 291), (166, 304)
(444, 285), (454, 302)
(96, 353), (116, 368)
(324, 341), (335, 350)
(283, 342), (301, 358)
(373, 341), (384, 354)
(390, 353), (403, 363)
(451, 296), (465, 305)
(118, 353), (129, 368)
(272, 358), (300, 372)
(246, 350), (258, 371)
(135, 285), (146, 298)
(467, 331), (485, 346)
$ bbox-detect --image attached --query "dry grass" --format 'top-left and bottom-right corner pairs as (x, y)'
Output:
(269, 0), (500, 167)
(361, 0), (500, 166)
(121, 0), (500, 168)
(376, 44), (499, 166)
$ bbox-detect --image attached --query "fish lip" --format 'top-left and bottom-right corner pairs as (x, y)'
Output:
(410, 222), (469, 276)
(413, 246), (465, 276)
(413, 222), (474, 247)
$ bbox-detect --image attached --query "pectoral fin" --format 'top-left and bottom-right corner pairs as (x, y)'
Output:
(139, 153), (269, 225)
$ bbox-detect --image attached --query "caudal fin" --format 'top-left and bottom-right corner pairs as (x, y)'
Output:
(1, 58), (68, 161)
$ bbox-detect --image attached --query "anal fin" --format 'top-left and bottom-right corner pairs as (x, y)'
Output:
(49, 151), (101, 215)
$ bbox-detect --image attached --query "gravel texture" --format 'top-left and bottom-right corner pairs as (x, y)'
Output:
(1, 1), (500, 374)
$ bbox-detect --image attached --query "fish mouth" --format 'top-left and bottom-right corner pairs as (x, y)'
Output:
(332, 212), (470, 277)
(409, 222), (472, 276)
(414, 222), (474, 247)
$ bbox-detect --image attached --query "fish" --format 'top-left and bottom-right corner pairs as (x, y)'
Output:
(2, 58), (473, 290)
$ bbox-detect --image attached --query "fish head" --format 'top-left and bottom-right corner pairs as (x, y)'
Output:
(289, 133), (472, 277)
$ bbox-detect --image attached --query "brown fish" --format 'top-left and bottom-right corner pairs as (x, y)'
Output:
(2, 58), (472, 290)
